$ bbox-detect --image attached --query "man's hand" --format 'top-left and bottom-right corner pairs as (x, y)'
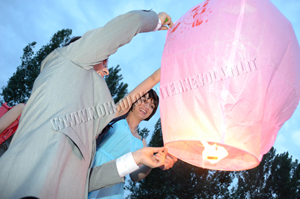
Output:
(132, 147), (167, 168)
(160, 153), (178, 170)
(157, 12), (174, 30)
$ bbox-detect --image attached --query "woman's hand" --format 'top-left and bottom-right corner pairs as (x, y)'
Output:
(152, 149), (166, 166)
(160, 153), (178, 170)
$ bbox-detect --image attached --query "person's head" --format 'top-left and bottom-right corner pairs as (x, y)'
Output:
(129, 89), (159, 121)
(94, 59), (109, 77)
(64, 36), (109, 77)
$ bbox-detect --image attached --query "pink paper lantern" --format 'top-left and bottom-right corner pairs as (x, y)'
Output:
(160, 0), (300, 171)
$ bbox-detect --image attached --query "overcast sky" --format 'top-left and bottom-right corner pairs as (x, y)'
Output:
(1, 0), (299, 164)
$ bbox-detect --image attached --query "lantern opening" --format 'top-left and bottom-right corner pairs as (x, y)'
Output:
(201, 141), (228, 164)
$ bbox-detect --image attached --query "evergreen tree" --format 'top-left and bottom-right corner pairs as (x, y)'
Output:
(230, 148), (275, 199)
(137, 127), (149, 140)
(126, 119), (234, 199)
(104, 65), (128, 103)
(265, 151), (298, 199)
(290, 159), (300, 199)
(1, 29), (72, 106)
(232, 147), (300, 199)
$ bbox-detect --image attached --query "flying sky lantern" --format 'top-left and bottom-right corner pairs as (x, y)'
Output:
(160, 0), (300, 171)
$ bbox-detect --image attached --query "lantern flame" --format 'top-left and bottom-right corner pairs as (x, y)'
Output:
(201, 141), (228, 164)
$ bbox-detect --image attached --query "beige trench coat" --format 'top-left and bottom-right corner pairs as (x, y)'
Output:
(0, 10), (158, 199)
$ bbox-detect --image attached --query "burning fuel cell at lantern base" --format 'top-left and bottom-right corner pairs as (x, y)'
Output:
(160, 0), (300, 171)
(200, 141), (228, 164)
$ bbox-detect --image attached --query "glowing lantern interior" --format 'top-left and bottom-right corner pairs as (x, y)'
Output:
(160, 0), (300, 171)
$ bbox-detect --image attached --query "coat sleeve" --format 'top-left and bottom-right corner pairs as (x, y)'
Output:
(88, 159), (124, 192)
(61, 10), (159, 69)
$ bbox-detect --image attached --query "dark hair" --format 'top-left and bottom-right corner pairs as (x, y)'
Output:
(63, 36), (82, 47)
(130, 89), (159, 121)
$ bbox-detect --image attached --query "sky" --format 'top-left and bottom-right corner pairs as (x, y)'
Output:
(0, 0), (299, 166)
